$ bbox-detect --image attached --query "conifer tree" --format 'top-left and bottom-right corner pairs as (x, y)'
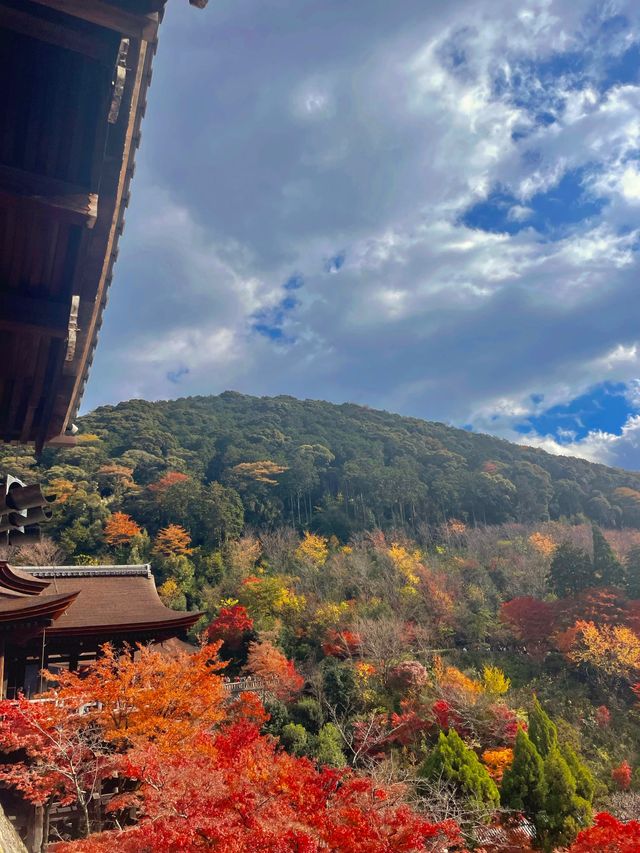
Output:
(563, 744), (595, 803)
(529, 697), (558, 758)
(592, 525), (625, 588)
(625, 545), (640, 599)
(537, 748), (592, 852)
(500, 728), (546, 815)
(420, 729), (499, 807)
(549, 542), (594, 597)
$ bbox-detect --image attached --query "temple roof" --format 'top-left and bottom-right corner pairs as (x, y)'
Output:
(0, 590), (78, 625)
(0, 562), (202, 638)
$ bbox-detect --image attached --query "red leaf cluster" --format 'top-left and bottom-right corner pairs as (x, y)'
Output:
(52, 721), (463, 853)
(207, 604), (254, 651)
(569, 812), (640, 852)
(321, 629), (362, 658)
(612, 760), (632, 791)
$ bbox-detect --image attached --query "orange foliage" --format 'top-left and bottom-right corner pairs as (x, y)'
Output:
(528, 531), (556, 559)
(148, 471), (190, 493)
(103, 512), (141, 547)
(245, 640), (304, 701)
(153, 524), (193, 556)
(44, 641), (226, 752)
(481, 747), (514, 784)
(434, 659), (482, 697)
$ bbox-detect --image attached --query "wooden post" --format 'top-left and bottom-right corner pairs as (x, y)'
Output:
(0, 637), (5, 700)
(25, 805), (44, 853)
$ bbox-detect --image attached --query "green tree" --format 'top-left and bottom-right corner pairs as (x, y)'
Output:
(314, 723), (347, 767)
(290, 697), (324, 734)
(320, 658), (359, 714)
(626, 545), (640, 599)
(549, 542), (593, 597)
(537, 748), (592, 852)
(529, 697), (558, 758)
(500, 728), (546, 815)
(592, 525), (625, 588)
(563, 745), (595, 803)
(280, 722), (309, 757)
(420, 729), (499, 807)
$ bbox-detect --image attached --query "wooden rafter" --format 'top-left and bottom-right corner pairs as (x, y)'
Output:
(0, 292), (72, 337)
(30, 0), (159, 41)
(0, 164), (98, 228)
(0, 5), (116, 62)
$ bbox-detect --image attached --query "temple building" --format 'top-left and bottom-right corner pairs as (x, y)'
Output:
(0, 561), (202, 699)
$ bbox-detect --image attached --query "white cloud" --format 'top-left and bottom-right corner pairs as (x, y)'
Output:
(84, 0), (640, 468)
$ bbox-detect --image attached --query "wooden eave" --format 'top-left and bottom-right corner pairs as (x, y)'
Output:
(0, 0), (206, 450)
(0, 561), (51, 594)
(0, 590), (78, 625)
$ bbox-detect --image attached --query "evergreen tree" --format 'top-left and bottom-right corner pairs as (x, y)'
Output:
(625, 545), (640, 599)
(500, 728), (546, 815)
(529, 697), (558, 758)
(592, 525), (625, 588)
(549, 542), (594, 597)
(314, 723), (347, 767)
(563, 744), (596, 803)
(537, 748), (592, 852)
(420, 729), (499, 807)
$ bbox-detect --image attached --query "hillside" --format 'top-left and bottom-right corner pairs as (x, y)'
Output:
(50, 392), (640, 534)
(4, 394), (640, 850)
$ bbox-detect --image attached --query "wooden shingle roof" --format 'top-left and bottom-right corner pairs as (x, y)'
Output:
(0, 562), (202, 638)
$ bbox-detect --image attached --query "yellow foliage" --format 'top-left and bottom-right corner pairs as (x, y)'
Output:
(313, 601), (351, 629)
(529, 531), (557, 559)
(240, 574), (305, 624)
(568, 620), (640, 680)
(295, 532), (329, 568)
(274, 586), (306, 616)
(388, 543), (422, 587)
(230, 460), (288, 485)
(48, 478), (75, 503)
(77, 433), (101, 444)
(341, 545), (353, 555)
(158, 577), (181, 605)
(355, 661), (376, 680)
(482, 665), (510, 695)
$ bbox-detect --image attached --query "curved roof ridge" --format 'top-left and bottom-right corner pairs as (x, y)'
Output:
(18, 564), (152, 579)
(0, 562), (52, 594)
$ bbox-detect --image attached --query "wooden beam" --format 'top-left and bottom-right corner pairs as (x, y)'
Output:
(0, 4), (116, 63)
(30, 0), (159, 41)
(0, 164), (98, 228)
(0, 291), (71, 337)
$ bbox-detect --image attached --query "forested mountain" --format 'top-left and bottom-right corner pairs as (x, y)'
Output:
(39, 392), (640, 536)
(4, 395), (640, 850)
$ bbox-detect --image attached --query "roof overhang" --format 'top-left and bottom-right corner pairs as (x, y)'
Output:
(0, 0), (206, 450)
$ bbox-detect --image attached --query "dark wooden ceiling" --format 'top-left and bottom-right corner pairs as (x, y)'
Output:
(0, 0), (203, 450)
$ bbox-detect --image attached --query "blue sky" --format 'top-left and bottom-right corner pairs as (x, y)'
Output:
(85, 0), (640, 469)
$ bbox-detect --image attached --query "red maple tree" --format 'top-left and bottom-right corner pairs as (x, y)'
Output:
(569, 812), (640, 852)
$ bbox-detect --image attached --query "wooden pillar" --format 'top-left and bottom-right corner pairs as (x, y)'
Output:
(0, 637), (5, 700)
(69, 646), (79, 672)
(25, 804), (44, 853)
